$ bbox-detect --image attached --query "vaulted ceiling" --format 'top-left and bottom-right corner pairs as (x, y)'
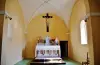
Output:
(18, 0), (76, 26)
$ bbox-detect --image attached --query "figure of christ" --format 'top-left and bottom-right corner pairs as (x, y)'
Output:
(42, 13), (53, 32)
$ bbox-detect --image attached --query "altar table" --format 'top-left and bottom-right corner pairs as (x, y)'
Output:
(35, 45), (61, 59)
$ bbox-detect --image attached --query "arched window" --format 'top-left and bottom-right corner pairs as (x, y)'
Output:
(80, 20), (88, 44)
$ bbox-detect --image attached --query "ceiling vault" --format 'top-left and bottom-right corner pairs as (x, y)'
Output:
(18, 0), (76, 27)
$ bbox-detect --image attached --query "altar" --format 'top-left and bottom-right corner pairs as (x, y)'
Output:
(35, 45), (61, 59)
(30, 36), (66, 65)
(30, 44), (66, 65)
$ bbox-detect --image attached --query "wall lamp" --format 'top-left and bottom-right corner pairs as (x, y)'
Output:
(0, 11), (12, 20)
(5, 12), (12, 20)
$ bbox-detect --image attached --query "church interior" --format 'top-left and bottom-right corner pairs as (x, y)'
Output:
(0, 0), (100, 65)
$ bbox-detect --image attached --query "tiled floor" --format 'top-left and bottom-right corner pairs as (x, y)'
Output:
(15, 58), (81, 65)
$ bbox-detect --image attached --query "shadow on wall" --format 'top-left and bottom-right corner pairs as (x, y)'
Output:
(22, 39), (38, 59)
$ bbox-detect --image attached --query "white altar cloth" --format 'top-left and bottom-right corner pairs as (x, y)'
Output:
(35, 45), (61, 59)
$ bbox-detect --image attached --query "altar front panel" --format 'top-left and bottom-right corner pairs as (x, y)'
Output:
(35, 45), (61, 59)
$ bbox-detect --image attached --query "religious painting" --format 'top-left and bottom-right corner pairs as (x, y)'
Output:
(40, 50), (45, 55)
(36, 50), (39, 57)
(57, 50), (59, 56)
(46, 50), (49, 54)
(37, 50), (39, 54)
(53, 50), (57, 55)
(49, 50), (52, 55)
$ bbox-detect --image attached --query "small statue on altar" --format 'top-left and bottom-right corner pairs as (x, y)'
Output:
(55, 37), (59, 45)
(45, 36), (50, 45)
(37, 36), (44, 45)
(50, 39), (55, 45)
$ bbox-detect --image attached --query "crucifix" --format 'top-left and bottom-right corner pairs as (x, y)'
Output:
(42, 13), (53, 32)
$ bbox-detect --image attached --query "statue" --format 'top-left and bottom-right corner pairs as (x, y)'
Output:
(55, 37), (59, 45)
(37, 36), (44, 45)
(45, 36), (50, 45)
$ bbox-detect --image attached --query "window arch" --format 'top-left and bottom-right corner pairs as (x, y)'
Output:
(80, 20), (88, 44)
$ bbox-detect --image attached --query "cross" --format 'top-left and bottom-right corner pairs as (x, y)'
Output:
(42, 13), (53, 32)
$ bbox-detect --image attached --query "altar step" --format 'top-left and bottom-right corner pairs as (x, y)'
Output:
(30, 58), (66, 65)
(15, 58), (81, 65)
